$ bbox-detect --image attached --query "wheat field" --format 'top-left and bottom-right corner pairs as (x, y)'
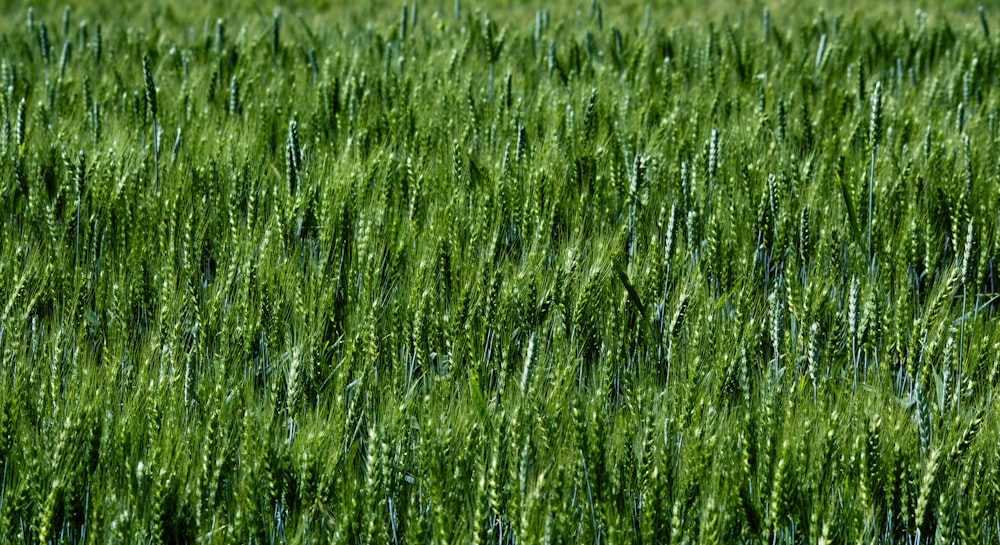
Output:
(0, 1), (998, 543)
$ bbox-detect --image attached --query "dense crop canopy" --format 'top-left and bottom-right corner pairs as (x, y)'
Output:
(0, 1), (998, 543)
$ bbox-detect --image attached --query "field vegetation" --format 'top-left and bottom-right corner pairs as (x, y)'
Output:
(0, 0), (998, 543)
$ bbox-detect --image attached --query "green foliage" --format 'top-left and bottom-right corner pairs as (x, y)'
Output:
(0, 1), (998, 543)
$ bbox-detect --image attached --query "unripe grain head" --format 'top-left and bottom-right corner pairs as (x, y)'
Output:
(143, 54), (157, 119)
(869, 81), (883, 150)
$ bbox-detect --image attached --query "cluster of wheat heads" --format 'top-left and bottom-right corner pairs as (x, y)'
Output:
(0, 1), (999, 543)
